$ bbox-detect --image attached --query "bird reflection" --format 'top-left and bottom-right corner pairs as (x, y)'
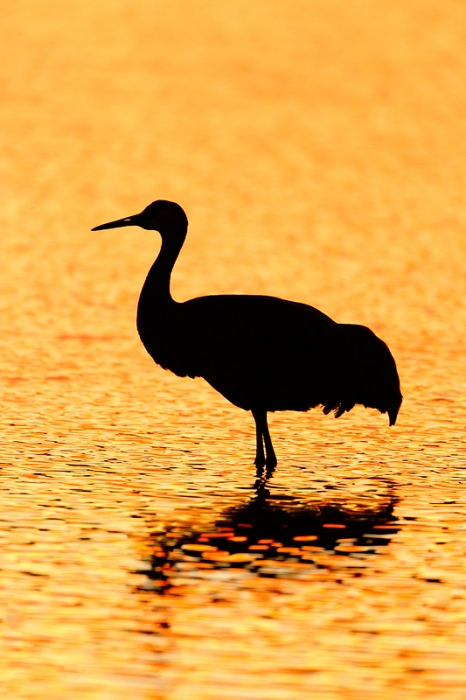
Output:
(137, 485), (400, 594)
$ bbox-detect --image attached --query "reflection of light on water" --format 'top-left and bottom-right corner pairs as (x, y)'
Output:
(136, 486), (400, 593)
(5, 1), (466, 695)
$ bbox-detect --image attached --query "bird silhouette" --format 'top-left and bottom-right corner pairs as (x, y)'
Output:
(92, 200), (402, 471)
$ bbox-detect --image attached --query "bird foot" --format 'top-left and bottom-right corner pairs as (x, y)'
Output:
(255, 458), (265, 472)
(255, 453), (276, 478)
(254, 452), (266, 478)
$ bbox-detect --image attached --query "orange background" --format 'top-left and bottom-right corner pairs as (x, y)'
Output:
(1, 2), (466, 698)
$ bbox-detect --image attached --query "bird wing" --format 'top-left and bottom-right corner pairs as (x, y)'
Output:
(178, 295), (347, 411)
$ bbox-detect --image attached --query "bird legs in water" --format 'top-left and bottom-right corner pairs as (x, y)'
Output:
(252, 409), (277, 474)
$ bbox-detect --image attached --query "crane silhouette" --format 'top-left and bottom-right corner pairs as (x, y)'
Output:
(92, 200), (402, 471)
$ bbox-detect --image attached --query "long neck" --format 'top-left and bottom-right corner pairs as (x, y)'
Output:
(139, 228), (186, 310)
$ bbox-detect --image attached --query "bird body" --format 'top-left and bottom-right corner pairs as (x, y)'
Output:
(93, 200), (402, 470)
(138, 292), (399, 419)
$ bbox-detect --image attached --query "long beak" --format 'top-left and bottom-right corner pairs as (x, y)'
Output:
(91, 214), (140, 231)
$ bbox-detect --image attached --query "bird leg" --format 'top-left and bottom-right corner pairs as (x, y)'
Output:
(253, 409), (265, 471)
(262, 413), (277, 471)
(252, 409), (277, 473)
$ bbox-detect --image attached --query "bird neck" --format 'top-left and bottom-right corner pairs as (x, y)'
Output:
(139, 228), (186, 308)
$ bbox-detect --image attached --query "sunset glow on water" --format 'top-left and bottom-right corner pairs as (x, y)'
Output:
(2, 1), (466, 698)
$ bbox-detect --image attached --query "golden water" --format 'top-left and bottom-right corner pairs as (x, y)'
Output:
(2, 1), (466, 697)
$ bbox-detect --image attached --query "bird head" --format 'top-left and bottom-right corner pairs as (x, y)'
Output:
(91, 200), (188, 233)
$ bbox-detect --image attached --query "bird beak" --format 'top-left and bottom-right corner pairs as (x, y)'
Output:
(91, 214), (140, 231)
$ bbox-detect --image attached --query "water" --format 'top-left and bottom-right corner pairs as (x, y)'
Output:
(2, 1), (466, 697)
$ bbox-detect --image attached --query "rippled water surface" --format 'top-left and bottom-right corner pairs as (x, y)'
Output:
(2, 1), (466, 698)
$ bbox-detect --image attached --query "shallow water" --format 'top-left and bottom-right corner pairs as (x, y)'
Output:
(2, 1), (466, 698)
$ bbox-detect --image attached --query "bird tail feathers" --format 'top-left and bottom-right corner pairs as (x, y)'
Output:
(329, 324), (402, 425)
